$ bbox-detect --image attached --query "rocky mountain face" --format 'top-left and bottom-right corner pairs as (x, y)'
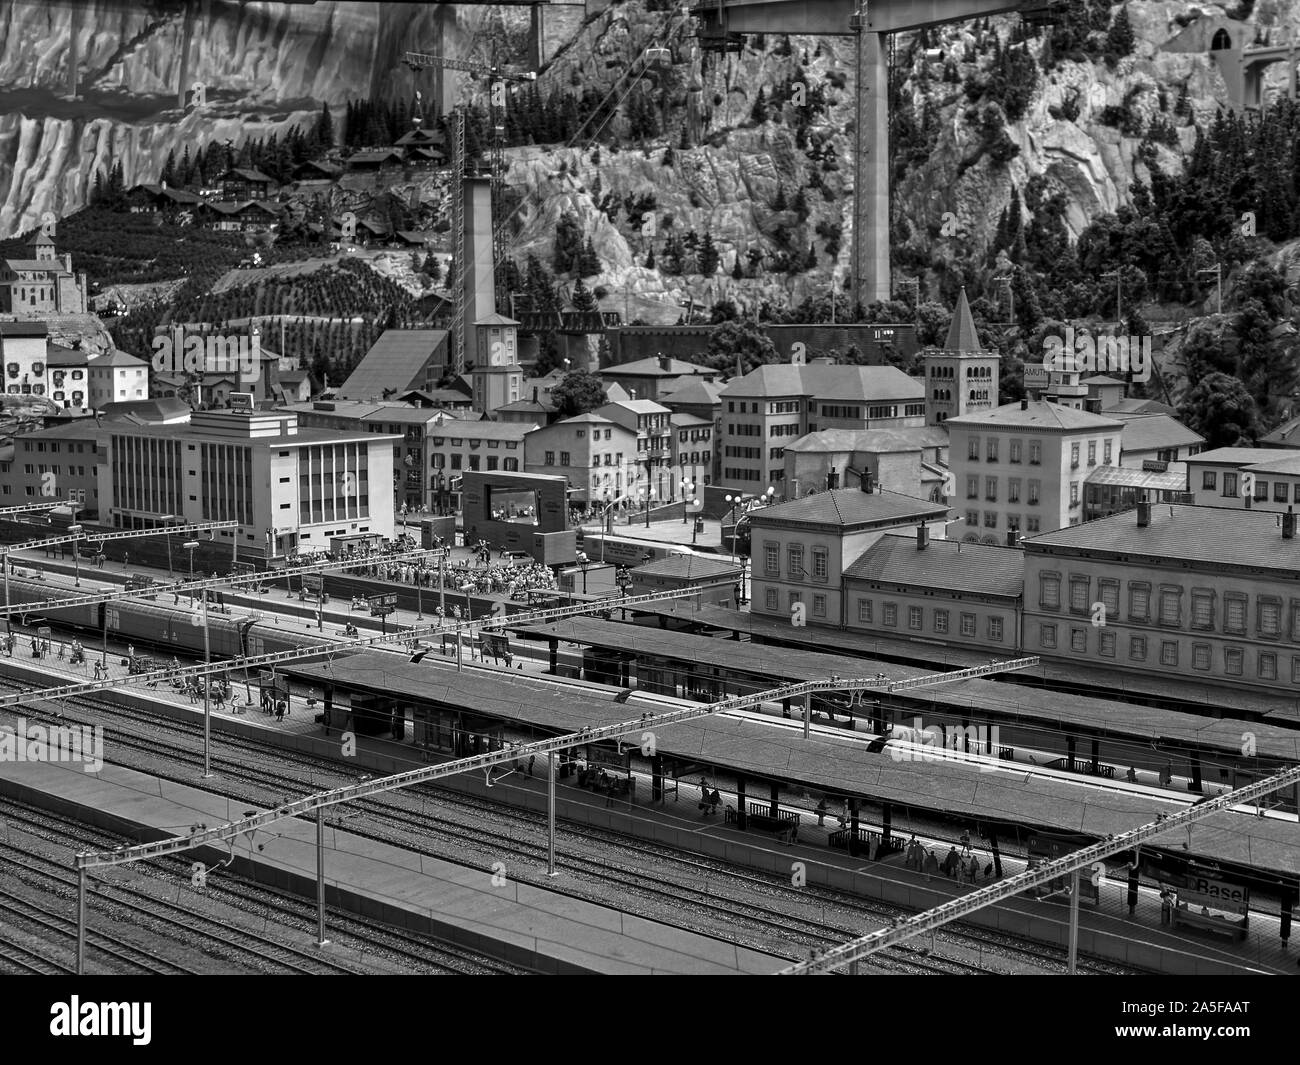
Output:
(0, 0), (574, 238)
(4, 0), (1296, 332)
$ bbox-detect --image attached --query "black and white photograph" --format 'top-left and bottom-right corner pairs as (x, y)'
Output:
(0, 0), (1295, 1030)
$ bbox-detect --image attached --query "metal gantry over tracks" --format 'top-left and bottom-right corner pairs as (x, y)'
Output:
(781, 762), (1300, 975)
(69, 658), (1042, 971)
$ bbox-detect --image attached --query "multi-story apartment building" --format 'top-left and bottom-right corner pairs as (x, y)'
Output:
(0, 321), (48, 398)
(661, 377), (723, 484)
(669, 413), (713, 494)
(599, 355), (719, 403)
(595, 399), (673, 496)
(1114, 413), (1204, 469)
(524, 412), (638, 505)
(8, 423), (110, 516)
(1023, 501), (1300, 698)
(98, 407), (397, 559)
(718, 362), (924, 492)
(747, 486), (948, 628)
(844, 534), (1024, 653)
(945, 398), (1123, 540)
(1184, 448), (1300, 513)
(288, 401), (536, 513)
(87, 349), (150, 409)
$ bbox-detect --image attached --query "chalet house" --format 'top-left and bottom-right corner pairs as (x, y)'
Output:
(219, 167), (277, 201)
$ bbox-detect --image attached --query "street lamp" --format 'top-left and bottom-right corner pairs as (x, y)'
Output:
(641, 486), (656, 529)
(576, 550), (590, 595)
(681, 479), (695, 524)
(183, 538), (212, 779)
(68, 521), (83, 587)
(457, 581), (474, 670)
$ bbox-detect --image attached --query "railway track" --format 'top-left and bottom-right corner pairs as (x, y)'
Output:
(0, 795), (531, 975)
(0, 685), (1132, 974)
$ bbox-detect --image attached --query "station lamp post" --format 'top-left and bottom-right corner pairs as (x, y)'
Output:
(681, 479), (696, 525)
(68, 519), (83, 587)
(576, 550), (590, 595)
(183, 538), (214, 778)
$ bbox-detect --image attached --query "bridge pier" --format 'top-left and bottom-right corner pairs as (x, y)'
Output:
(529, 3), (548, 70)
(851, 29), (890, 308)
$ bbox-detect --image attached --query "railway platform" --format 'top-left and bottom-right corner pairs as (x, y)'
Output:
(0, 754), (785, 974)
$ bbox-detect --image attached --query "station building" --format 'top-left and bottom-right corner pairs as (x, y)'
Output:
(844, 533), (1024, 653)
(747, 485), (948, 628)
(1022, 501), (1300, 698)
(97, 403), (398, 559)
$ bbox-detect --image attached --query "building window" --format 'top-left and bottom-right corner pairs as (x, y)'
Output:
(1259, 653), (1277, 680)
(989, 617), (1003, 641)
(985, 477), (997, 501)
(858, 599), (872, 623)
(934, 610), (949, 634)
(1192, 644), (1211, 670)
(986, 439), (998, 462)
(545, 451), (555, 465)
(1191, 590), (1214, 630)
(765, 542), (779, 576)
(1158, 588), (1181, 627)
(1202, 470), (1217, 490)
(1087, 441), (1096, 466)
(1255, 478), (1269, 501)
(983, 511), (997, 528)
(1224, 594), (1247, 634)
(1029, 441), (1041, 465)
(788, 544), (804, 577)
(1040, 574), (1061, 609)
(1028, 480), (1040, 505)
(812, 547), (828, 582)
(908, 606), (923, 630)
(1275, 482), (1289, 503)
(1040, 623), (1057, 648)
(1070, 443), (1080, 469)
(960, 613), (976, 637)
(813, 594), (827, 617)
(965, 510), (979, 527)
(1026, 516), (1040, 533)
(1225, 648), (1243, 675)
(1069, 576), (1089, 614)
(883, 603), (897, 626)
(968, 436), (979, 460)
(1128, 583), (1150, 622)
(1256, 597), (1282, 638)
(1223, 472), (1238, 497)
(1129, 636), (1147, 661)
(788, 592), (801, 613)
(765, 589), (778, 611)
(1010, 440), (1022, 463)
(1292, 656), (1300, 684)
(966, 475), (979, 499)
(1098, 580), (1119, 617)
(1067, 627), (1085, 652)
(1160, 641), (1178, 666)
(1104, 440), (1113, 464)
(1099, 631), (1115, 656)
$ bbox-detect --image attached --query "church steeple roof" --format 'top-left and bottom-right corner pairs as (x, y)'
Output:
(942, 286), (982, 353)
(29, 230), (55, 247)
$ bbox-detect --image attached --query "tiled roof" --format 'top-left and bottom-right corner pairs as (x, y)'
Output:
(845, 531), (1023, 597)
(336, 329), (448, 400)
(751, 488), (948, 528)
(0, 322), (48, 337)
(946, 400), (1123, 431)
(226, 167), (274, 182)
(1187, 447), (1277, 465)
(548, 412), (616, 426)
(1103, 397), (1175, 416)
(1114, 414), (1204, 453)
(1024, 503), (1300, 569)
(1084, 465), (1188, 491)
(1082, 375), (1126, 386)
(1243, 453), (1300, 476)
(1259, 414), (1300, 448)
(670, 412), (712, 427)
(603, 356), (714, 377)
(599, 399), (671, 415)
(784, 426), (949, 454)
(720, 363), (923, 402)
(474, 312), (519, 326)
(45, 343), (87, 366)
(631, 554), (743, 580)
(660, 378), (723, 406)
(88, 349), (148, 367)
(427, 417), (533, 439)
(3, 259), (68, 273)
